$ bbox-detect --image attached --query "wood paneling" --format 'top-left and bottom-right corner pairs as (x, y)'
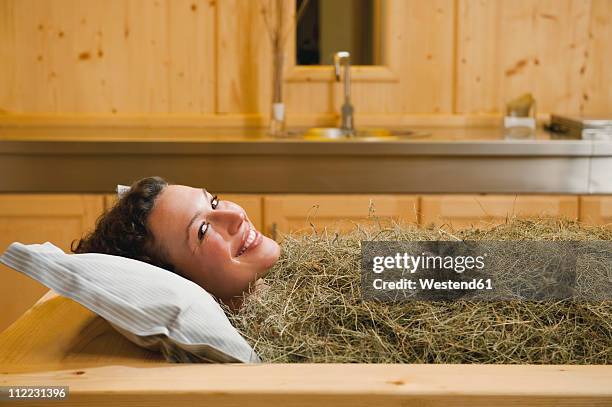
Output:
(216, 0), (271, 115)
(0, 194), (104, 333)
(456, 0), (611, 115)
(392, 0), (455, 114)
(0, 0), (216, 114)
(583, 0), (612, 114)
(0, 0), (610, 122)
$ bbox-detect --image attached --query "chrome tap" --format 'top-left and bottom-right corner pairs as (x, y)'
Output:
(334, 51), (354, 136)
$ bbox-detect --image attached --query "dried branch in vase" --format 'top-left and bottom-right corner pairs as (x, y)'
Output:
(260, 0), (310, 135)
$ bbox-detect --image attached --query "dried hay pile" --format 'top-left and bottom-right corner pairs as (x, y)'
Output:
(228, 218), (612, 364)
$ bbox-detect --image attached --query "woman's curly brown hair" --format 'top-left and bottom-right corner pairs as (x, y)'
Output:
(71, 176), (175, 272)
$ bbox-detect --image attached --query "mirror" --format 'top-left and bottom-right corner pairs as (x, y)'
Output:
(296, 0), (383, 66)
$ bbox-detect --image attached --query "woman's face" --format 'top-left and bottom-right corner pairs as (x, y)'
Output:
(147, 185), (280, 302)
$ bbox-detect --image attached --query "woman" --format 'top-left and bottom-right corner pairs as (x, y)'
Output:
(72, 176), (281, 310)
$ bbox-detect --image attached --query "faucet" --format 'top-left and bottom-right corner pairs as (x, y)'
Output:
(334, 51), (354, 136)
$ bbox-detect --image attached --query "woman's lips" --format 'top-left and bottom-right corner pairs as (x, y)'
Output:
(236, 227), (262, 257)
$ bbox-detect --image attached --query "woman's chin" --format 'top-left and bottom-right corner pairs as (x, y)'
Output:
(255, 237), (281, 277)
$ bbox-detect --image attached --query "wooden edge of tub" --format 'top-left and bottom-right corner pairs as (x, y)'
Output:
(2, 292), (611, 406)
(33, 289), (60, 306)
(1, 363), (611, 406)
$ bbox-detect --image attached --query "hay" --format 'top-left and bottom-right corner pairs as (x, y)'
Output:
(228, 218), (612, 364)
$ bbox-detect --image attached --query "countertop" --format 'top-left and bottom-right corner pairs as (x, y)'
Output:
(0, 126), (610, 194)
(0, 126), (610, 156)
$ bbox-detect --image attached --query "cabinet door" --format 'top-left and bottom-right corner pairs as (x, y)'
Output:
(580, 196), (612, 227)
(106, 193), (262, 231)
(0, 195), (105, 333)
(263, 195), (419, 240)
(420, 195), (579, 229)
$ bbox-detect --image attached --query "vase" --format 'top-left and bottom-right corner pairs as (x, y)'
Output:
(268, 42), (286, 137)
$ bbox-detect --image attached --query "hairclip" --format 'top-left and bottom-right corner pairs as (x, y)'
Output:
(117, 184), (130, 198)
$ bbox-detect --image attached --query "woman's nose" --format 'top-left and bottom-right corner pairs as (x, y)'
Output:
(208, 209), (245, 235)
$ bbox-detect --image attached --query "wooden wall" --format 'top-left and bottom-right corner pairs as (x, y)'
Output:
(0, 0), (610, 127)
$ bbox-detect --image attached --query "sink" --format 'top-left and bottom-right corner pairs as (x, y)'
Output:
(303, 127), (395, 140)
(301, 127), (427, 141)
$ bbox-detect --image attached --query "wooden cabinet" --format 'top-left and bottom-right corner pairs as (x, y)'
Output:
(580, 196), (612, 227)
(0, 195), (104, 332)
(263, 195), (419, 239)
(420, 195), (579, 229)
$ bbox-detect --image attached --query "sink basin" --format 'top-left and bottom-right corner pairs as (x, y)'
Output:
(303, 127), (397, 141)
(301, 127), (428, 141)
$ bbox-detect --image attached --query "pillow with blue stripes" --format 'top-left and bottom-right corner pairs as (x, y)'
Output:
(0, 241), (259, 363)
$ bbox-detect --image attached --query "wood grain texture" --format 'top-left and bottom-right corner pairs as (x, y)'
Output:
(455, 0), (609, 115)
(0, 194), (104, 332)
(583, 0), (612, 114)
(0, 0), (215, 114)
(0, 361), (610, 406)
(1, 0), (611, 122)
(2, 292), (611, 404)
(216, 0), (270, 115)
(0, 294), (164, 367)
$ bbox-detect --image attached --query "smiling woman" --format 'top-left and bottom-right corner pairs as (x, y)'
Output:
(72, 176), (281, 310)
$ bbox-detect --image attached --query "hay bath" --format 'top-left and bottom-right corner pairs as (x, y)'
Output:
(228, 218), (612, 364)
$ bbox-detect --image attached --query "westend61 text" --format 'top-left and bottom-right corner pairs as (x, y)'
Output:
(372, 278), (493, 291)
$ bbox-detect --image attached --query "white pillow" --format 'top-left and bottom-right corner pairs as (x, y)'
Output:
(0, 242), (259, 363)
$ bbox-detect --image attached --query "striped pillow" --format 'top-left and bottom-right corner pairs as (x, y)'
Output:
(0, 242), (259, 363)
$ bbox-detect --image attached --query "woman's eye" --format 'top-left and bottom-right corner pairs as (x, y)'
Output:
(211, 194), (219, 209)
(198, 222), (209, 241)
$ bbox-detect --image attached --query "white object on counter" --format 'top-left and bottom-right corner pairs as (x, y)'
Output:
(272, 102), (285, 121)
(504, 116), (536, 130)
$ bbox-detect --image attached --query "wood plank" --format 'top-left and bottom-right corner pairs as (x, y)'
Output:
(583, 0), (612, 114)
(0, 363), (610, 406)
(394, 0), (454, 114)
(0, 0), (16, 113)
(456, 0), (592, 115)
(0, 294), (164, 367)
(216, 0), (270, 115)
